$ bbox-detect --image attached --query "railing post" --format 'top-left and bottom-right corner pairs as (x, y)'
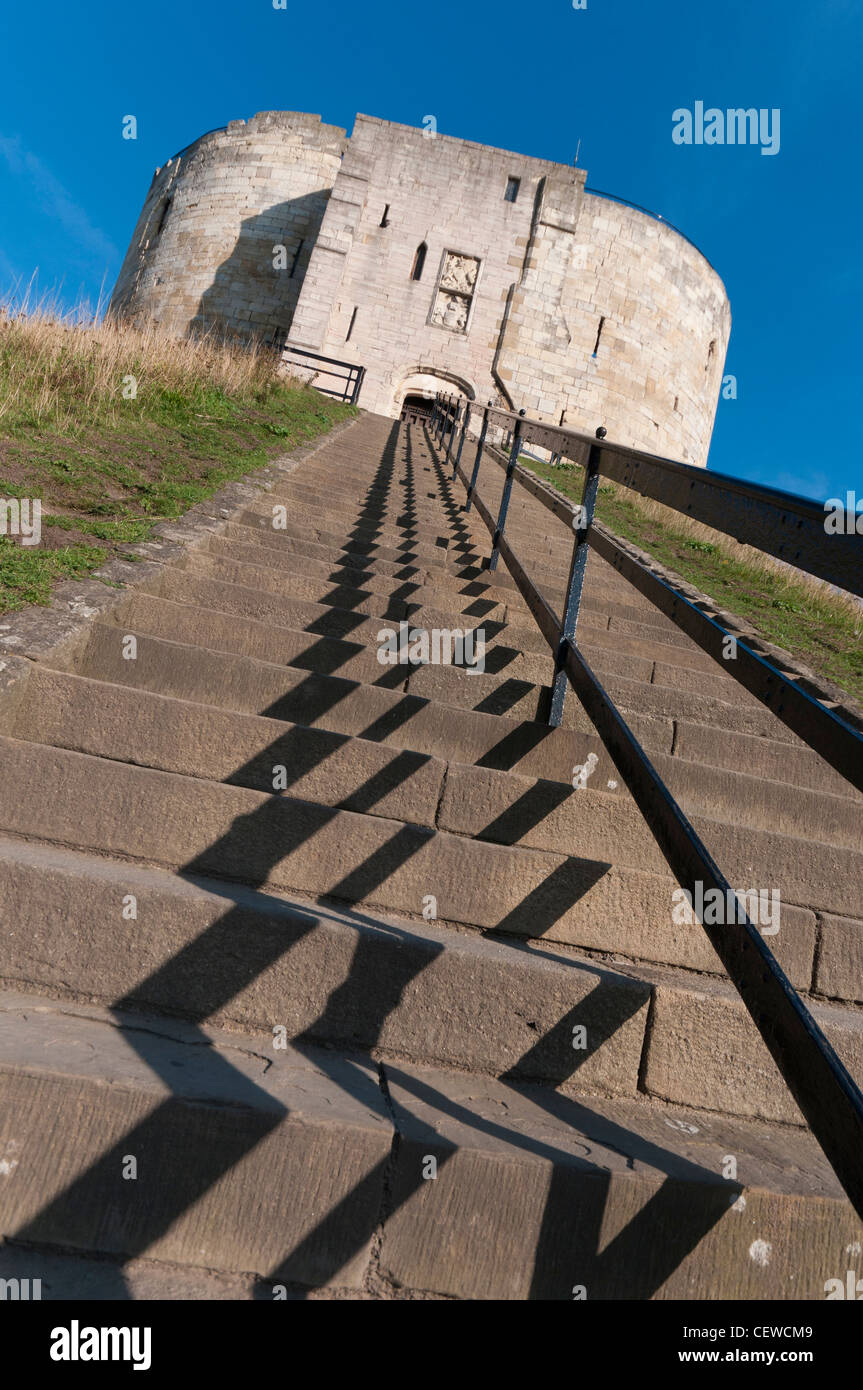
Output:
(465, 402), (491, 512)
(437, 394), (449, 443)
(452, 401), (471, 480)
(488, 409), (526, 572)
(547, 426), (607, 727)
(445, 398), (462, 469)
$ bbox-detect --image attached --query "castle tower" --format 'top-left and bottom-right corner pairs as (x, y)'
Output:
(108, 111), (347, 343)
(110, 111), (730, 466)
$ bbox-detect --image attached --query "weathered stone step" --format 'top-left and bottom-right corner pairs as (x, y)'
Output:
(406, 660), (800, 743)
(205, 532), (531, 613)
(67, 595), (838, 799)
(143, 564), (557, 662)
(199, 535), (727, 675)
(268, 488), (464, 534)
(221, 516), (681, 634)
(437, 758), (863, 913)
(1, 664), (851, 995)
(0, 990), (393, 1288)
(220, 519), (447, 582)
(171, 550), (510, 623)
(232, 509), (453, 567)
(14, 662), (847, 864)
(243, 495), (464, 552)
(1, 665), (447, 825)
(0, 726), (856, 963)
(0, 840), (648, 1093)
(0, 736), (756, 978)
(98, 581), (735, 710)
(57, 619), (671, 780)
(83, 601), (408, 688)
(1, 989), (858, 1298)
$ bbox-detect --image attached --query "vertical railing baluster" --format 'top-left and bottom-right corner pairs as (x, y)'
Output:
(488, 409), (526, 571)
(438, 393), (450, 443)
(445, 398), (463, 470)
(465, 402), (491, 513)
(452, 401), (471, 480)
(547, 426), (607, 726)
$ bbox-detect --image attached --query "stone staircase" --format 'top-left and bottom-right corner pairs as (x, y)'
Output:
(0, 411), (861, 1300)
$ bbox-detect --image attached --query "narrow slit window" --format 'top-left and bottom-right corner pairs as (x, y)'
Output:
(411, 242), (427, 281)
(346, 306), (359, 342)
(154, 196), (173, 239)
(592, 316), (606, 358)
(380, 204), (391, 227)
(290, 240), (304, 278)
(504, 177), (520, 203)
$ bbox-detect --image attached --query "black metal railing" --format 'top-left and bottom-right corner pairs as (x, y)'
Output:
(424, 389), (863, 1220)
(277, 343), (365, 405)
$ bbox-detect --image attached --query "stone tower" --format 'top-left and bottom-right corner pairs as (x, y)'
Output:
(110, 111), (731, 466)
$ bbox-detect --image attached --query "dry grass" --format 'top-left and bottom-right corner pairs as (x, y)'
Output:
(0, 282), (281, 434)
(0, 289), (356, 615)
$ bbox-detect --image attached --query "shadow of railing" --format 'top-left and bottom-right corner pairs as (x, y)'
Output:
(10, 418), (735, 1299)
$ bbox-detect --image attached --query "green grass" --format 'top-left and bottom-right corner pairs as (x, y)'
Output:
(0, 536), (107, 608)
(0, 379), (355, 615)
(521, 455), (863, 705)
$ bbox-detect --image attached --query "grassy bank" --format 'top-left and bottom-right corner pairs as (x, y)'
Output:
(521, 454), (863, 705)
(0, 308), (355, 613)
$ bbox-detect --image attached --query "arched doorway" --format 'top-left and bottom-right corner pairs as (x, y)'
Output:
(400, 393), (435, 423)
(392, 369), (475, 422)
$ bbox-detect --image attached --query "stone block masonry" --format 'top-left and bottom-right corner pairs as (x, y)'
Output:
(110, 110), (730, 466)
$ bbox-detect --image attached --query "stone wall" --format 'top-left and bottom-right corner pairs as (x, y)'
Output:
(110, 110), (731, 466)
(108, 112), (346, 342)
(289, 115), (575, 421)
(494, 193), (731, 463)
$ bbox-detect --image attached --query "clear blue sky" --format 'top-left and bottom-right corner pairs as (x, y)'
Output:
(0, 0), (859, 502)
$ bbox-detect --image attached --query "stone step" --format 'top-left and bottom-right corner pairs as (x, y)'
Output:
(0, 839), (648, 1093)
(220, 518), (681, 634)
(437, 757), (863, 916)
(171, 550), (511, 624)
(198, 535), (731, 678)
(243, 495), (466, 552)
(0, 722), (857, 955)
(268, 488), (465, 534)
(56, 621), (672, 778)
(0, 826), (859, 1128)
(204, 532), (531, 613)
(70, 601), (831, 800)
(143, 564), (558, 660)
(0, 989), (858, 1298)
(12, 661), (854, 859)
(231, 510), (453, 568)
(406, 660), (800, 742)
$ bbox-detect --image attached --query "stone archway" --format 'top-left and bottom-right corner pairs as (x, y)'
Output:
(391, 368), (475, 421)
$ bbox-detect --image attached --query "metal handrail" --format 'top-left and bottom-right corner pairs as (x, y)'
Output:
(423, 390), (863, 1219)
(277, 342), (365, 405)
(475, 401), (863, 599)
